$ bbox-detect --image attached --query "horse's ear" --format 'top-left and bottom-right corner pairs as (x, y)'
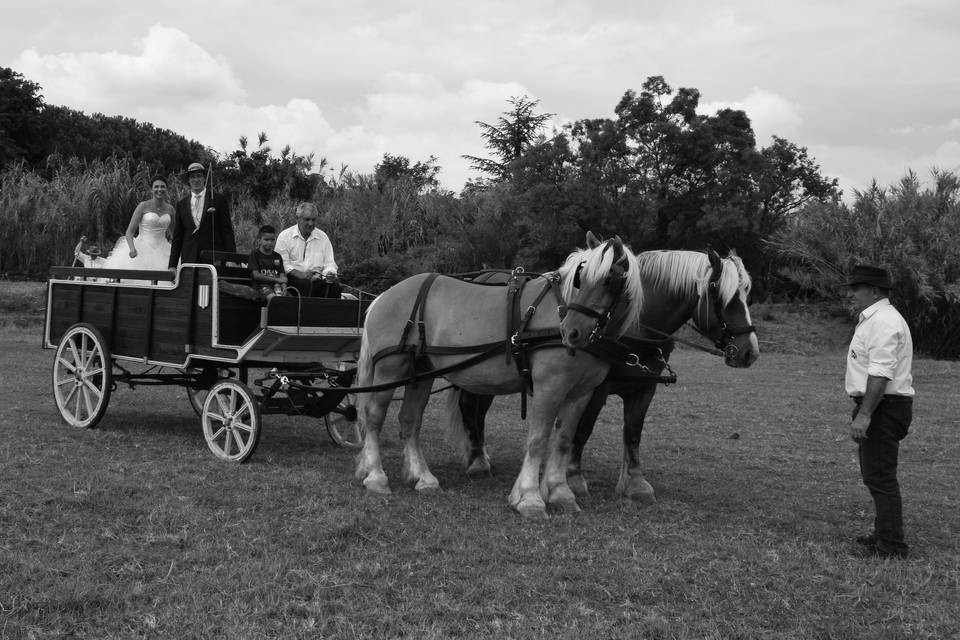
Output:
(707, 249), (722, 273)
(728, 248), (739, 258)
(586, 231), (600, 249)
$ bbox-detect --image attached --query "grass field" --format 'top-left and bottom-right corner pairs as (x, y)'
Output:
(1, 282), (959, 639)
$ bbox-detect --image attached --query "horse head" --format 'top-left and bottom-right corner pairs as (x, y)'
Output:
(692, 249), (759, 367)
(558, 232), (643, 350)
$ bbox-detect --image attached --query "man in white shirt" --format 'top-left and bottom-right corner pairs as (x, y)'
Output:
(275, 202), (341, 298)
(843, 264), (914, 559)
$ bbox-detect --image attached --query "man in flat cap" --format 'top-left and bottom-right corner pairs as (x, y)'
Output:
(168, 162), (236, 268)
(843, 264), (914, 558)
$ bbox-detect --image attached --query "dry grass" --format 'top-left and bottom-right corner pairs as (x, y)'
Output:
(1, 283), (959, 638)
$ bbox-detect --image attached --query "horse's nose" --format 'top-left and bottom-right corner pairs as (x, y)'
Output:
(562, 327), (581, 348)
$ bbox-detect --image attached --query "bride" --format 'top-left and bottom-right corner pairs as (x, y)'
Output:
(77, 175), (175, 271)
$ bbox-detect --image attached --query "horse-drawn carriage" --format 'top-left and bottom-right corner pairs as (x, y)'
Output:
(43, 252), (372, 462)
(44, 234), (759, 517)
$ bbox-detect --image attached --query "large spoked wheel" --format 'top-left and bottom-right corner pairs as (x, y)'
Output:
(186, 367), (237, 417)
(325, 392), (363, 447)
(52, 323), (113, 429)
(201, 379), (261, 463)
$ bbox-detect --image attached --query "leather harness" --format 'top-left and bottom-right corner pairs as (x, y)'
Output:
(368, 261), (642, 418)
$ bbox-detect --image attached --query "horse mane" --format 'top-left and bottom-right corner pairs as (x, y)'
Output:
(557, 239), (644, 335)
(636, 249), (752, 305)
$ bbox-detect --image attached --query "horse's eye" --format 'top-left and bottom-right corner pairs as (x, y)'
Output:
(572, 263), (584, 288)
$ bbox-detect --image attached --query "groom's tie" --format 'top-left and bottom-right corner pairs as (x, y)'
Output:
(191, 193), (202, 230)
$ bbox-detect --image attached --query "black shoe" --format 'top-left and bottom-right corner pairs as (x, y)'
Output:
(855, 533), (877, 547)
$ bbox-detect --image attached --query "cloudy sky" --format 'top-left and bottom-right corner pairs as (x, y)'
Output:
(2, 0), (958, 196)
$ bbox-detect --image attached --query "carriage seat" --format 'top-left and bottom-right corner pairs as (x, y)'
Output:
(201, 250), (252, 285)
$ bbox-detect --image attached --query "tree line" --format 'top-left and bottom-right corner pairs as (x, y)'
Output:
(2, 67), (958, 356)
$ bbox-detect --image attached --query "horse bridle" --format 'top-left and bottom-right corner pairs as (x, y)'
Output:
(699, 251), (756, 360)
(562, 242), (630, 341)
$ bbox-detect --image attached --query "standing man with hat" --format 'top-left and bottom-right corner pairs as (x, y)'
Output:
(168, 162), (236, 268)
(843, 264), (914, 559)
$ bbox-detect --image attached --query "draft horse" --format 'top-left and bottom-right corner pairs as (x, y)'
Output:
(353, 233), (645, 518)
(448, 249), (760, 503)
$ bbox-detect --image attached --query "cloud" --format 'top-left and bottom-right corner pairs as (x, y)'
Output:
(700, 88), (803, 144)
(16, 24), (245, 112)
(11, 24), (515, 189)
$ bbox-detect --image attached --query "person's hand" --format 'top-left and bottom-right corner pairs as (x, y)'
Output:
(279, 274), (288, 284)
(324, 272), (338, 283)
(129, 248), (138, 259)
(849, 412), (870, 442)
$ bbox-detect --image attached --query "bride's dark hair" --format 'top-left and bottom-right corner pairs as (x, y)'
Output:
(150, 175), (168, 187)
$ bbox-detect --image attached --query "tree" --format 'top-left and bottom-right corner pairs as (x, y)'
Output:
(0, 67), (45, 167)
(463, 95), (555, 181)
(374, 153), (440, 193)
(216, 132), (323, 207)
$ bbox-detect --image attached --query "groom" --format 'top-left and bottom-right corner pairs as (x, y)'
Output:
(168, 162), (236, 268)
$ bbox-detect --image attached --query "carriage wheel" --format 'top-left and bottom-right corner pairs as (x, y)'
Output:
(325, 392), (363, 447)
(186, 368), (237, 417)
(52, 323), (113, 429)
(201, 379), (261, 463)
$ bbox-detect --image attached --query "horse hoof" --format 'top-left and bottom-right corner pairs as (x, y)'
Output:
(628, 491), (656, 505)
(363, 474), (391, 495)
(414, 476), (440, 492)
(618, 478), (656, 505)
(466, 456), (492, 477)
(567, 473), (589, 498)
(511, 495), (548, 519)
(546, 486), (581, 513)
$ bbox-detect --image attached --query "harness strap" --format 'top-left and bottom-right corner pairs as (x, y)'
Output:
(505, 270), (525, 364)
(510, 274), (566, 413)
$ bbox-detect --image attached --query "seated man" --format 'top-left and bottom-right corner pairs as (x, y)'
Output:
(275, 202), (342, 298)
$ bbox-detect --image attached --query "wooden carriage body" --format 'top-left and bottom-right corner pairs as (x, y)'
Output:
(44, 263), (371, 369)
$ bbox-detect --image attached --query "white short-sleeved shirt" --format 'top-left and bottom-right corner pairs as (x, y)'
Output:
(274, 224), (338, 277)
(845, 298), (914, 397)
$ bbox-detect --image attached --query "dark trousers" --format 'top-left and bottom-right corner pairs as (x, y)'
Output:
(853, 396), (912, 553)
(288, 274), (342, 299)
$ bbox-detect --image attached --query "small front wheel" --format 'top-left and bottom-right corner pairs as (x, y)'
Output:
(325, 392), (363, 447)
(201, 379), (261, 462)
(52, 323), (112, 429)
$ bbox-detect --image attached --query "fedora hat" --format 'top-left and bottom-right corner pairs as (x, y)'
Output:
(845, 264), (892, 289)
(184, 162), (205, 176)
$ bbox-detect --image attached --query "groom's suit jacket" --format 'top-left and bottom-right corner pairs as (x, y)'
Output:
(168, 189), (236, 268)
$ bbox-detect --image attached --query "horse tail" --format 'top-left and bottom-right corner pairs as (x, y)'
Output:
(444, 386), (471, 466)
(356, 323), (375, 406)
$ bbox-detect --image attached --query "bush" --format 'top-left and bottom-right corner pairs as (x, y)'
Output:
(770, 170), (960, 357)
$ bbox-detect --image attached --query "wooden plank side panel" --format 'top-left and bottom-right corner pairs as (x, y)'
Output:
(151, 286), (194, 362)
(266, 298), (372, 329)
(47, 283), (82, 345)
(111, 288), (155, 358)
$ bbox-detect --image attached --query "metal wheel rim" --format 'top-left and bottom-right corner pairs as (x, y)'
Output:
(201, 380), (261, 463)
(325, 393), (363, 447)
(52, 324), (112, 429)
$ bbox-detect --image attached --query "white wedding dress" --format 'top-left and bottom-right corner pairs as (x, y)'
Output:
(81, 211), (172, 271)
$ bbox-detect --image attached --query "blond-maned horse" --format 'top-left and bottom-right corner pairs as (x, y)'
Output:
(448, 249), (760, 503)
(353, 233), (644, 518)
